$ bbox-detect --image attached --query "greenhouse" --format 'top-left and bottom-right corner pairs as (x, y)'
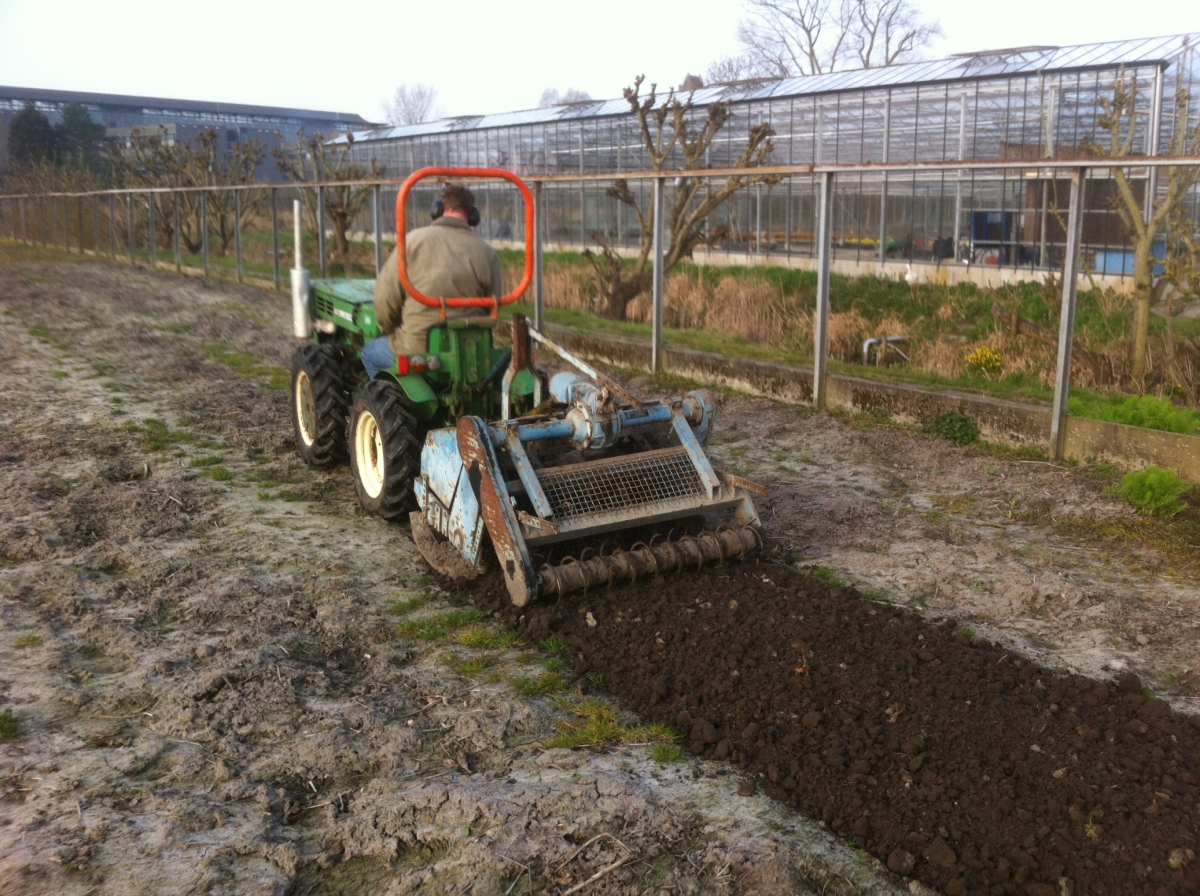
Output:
(339, 33), (1200, 281)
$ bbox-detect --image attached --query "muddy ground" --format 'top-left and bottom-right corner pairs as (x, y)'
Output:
(1, 258), (1198, 895)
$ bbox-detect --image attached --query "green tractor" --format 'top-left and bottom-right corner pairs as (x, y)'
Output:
(289, 166), (763, 606)
(288, 167), (539, 519)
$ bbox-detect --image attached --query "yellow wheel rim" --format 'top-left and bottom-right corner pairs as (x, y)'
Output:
(355, 411), (385, 499)
(295, 370), (317, 447)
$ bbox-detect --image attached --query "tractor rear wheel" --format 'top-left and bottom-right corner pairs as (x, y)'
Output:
(349, 380), (423, 520)
(291, 344), (350, 468)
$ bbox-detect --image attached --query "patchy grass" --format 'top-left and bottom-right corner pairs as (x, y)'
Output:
(202, 342), (289, 390)
(587, 672), (610, 690)
(0, 709), (22, 741)
(387, 594), (433, 616)
(453, 627), (525, 650)
(509, 672), (565, 697)
(14, 632), (42, 648)
(206, 466), (233, 482)
(650, 743), (684, 763)
(447, 655), (496, 678)
(1070, 393), (1200, 436)
(799, 566), (844, 588)
(137, 418), (195, 452)
(545, 698), (681, 751)
(539, 637), (567, 655)
(397, 609), (485, 641)
(189, 455), (224, 467)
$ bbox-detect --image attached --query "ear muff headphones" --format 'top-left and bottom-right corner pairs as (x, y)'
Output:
(430, 199), (481, 228)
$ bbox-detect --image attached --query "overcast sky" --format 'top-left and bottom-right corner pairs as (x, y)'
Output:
(0, 0), (1197, 122)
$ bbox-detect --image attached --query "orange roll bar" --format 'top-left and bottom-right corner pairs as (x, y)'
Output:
(395, 166), (535, 315)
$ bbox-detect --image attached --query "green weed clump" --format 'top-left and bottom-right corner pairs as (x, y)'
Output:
(922, 410), (980, 445)
(1112, 466), (1189, 517)
(14, 633), (41, 648)
(1070, 393), (1200, 436)
(650, 743), (684, 763)
(0, 709), (22, 741)
(388, 594), (433, 616)
(397, 609), (484, 640)
(509, 672), (565, 697)
(454, 627), (525, 649)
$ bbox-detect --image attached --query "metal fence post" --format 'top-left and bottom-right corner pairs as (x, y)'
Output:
(76, 196), (83, 253)
(369, 183), (379, 274)
(20, 198), (26, 243)
(201, 192), (209, 276)
(1050, 166), (1086, 461)
(109, 194), (116, 258)
(127, 194), (135, 265)
(234, 189), (243, 283)
(173, 191), (181, 271)
(533, 181), (545, 331)
(813, 170), (835, 409)
(92, 196), (99, 253)
(651, 176), (665, 374)
(317, 186), (327, 278)
(755, 182), (763, 255)
(271, 188), (281, 290)
(148, 194), (157, 267)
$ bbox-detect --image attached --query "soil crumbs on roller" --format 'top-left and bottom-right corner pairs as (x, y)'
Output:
(480, 563), (1200, 896)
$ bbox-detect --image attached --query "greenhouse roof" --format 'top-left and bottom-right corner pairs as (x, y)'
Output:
(338, 33), (1197, 144)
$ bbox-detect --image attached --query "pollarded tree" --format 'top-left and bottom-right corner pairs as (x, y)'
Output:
(583, 76), (776, 320)
(273, 130), (384, 268)
(1093, 65), (1200, 382)
(109, 127), (266, 255)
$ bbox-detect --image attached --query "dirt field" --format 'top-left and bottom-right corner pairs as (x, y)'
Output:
(2, 258), (1199, 895)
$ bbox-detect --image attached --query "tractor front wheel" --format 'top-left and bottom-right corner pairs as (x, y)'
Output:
(349, 380), (423, 520)
(292, 344), (350, 468)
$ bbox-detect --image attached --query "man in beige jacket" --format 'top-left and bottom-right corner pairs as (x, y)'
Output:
(362, 183), (504, 378)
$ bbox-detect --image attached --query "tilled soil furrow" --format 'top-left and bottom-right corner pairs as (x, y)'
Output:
(478, 562), (1200, 895)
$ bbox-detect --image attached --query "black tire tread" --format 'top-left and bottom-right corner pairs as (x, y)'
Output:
(292, 343), (350, 469)
(349, 379), (423, 521)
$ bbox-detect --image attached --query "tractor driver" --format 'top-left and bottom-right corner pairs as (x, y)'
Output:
(362, 183), (504, 379)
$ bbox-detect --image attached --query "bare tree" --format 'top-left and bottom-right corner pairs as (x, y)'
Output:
(736, 0), (941, 78)
(109, 127), (266, 255)
(274, 130), (385, 268)
(583, 76), (776, 320)
(383, 83), (440, 126)
(538, 88), (594, 108)
(704, 56), (756, 84)
(1092, 64), (1200, 381)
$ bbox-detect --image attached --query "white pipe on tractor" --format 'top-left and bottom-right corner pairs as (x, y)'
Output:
(290, 198), (312, 338)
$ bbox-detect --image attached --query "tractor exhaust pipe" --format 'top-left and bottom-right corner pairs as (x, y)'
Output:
(291, 199), (312, 339)
(537, 526), (763, 598)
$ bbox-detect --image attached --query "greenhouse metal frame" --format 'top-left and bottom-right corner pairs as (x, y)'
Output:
(336, 33), (1200, 279)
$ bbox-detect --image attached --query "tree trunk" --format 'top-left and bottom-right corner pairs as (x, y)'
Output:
(1129, 236), (1155, 381)
(330, 211), (351, 264)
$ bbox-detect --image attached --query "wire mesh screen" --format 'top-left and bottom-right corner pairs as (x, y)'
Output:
(537, 447), (705, 519)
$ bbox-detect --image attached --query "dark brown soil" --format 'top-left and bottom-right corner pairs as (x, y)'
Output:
(476, 561), (1200, 896)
